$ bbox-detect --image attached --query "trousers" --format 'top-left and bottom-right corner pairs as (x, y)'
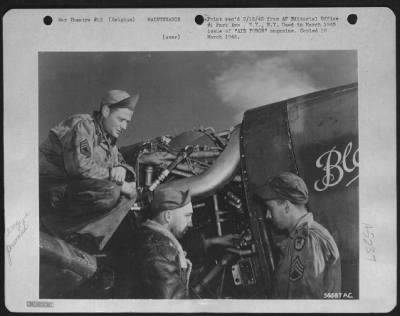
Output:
(40, 177), (121, 236)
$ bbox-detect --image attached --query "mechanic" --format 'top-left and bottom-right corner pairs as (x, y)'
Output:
(125, 186), (241, 299)
(128, 187), (194, 299)
(256, 172), (341, 299)
(39, 90), (139, 236)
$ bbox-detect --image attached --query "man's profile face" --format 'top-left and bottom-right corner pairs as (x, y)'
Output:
(102, 107), (133, 139)
(168, 203), (193, 239)
(265, 200), (289, 231)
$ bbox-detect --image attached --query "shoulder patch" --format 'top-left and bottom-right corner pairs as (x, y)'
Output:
(296, 224), (310, 238)
(80, 139), (91, 158)
(289, 256), (304, 281)
(294, 236), (306, 251)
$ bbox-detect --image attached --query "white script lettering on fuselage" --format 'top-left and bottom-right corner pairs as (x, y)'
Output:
(314, 142), (359, 192)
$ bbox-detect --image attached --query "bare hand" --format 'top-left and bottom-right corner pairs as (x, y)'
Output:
(206, 233), (242, 248)
(110, 166), (127, 184)
(121, 181), (137, 200)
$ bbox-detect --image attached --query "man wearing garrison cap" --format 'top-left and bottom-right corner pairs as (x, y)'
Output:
(256, 172), (341, 299)
(39, 90), (139, 236)
(128, 187), (194, 299)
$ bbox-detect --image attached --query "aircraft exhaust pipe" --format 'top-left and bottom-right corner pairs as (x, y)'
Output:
(158, 126), (241, 199)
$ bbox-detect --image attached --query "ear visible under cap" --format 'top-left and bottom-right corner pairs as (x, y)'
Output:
(284, 200), (290, 213)
(101, 105), (110, 117)
(164, 210), (172, 223)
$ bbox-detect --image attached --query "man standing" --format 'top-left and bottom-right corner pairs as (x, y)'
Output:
(39, 90), (139, 236)
(128, 187), (194, 299)
(256, 172), (341, 299)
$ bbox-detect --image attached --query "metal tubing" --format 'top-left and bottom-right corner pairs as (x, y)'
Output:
(193, 253), (235, 293)
(225, 247), (254, 256)
(144, 165), (154, 186)
(213, 194), (222, 236)
(157, 126), (241, 199)
(170, 169), (193, 178)
(148, 146), (194, 192)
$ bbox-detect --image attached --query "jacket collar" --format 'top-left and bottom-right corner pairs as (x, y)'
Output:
(142, 219), (188, 269)
(289, 212), (313, 238)
(93, 111), (116, 146)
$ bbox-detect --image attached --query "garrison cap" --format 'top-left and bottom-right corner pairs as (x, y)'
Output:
(150, 187), (191, 217)
(255, 172), (309, 205)
(100, 90), (139, 111)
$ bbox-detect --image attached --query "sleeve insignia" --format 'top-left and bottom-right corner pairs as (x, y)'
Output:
(80, 139), (91, 158)
(289, 256), (305, 281)
(294, 236), (305, 251)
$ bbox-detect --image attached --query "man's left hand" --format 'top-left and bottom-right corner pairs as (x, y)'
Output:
(110, 166), (127, 184)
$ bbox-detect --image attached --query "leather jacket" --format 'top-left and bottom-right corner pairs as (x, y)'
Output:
(128, 221), (191, 299)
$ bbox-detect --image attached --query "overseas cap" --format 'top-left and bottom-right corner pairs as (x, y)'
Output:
(100, 89), (139, 111)
(256, 172), (309, 205)
(150, 187), (191, 217)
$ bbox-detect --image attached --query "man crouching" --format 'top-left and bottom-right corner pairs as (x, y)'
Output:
(129, 187), (193, 299)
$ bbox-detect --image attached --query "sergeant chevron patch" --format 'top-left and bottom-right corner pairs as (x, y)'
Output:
(80, 139), (91, 158)
(289, 256), (304, 281)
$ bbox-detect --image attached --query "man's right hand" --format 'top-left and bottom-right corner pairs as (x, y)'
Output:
(204, 234), (242, 249)
(121, 181), (137, 200)
(110, 166), (127, 184)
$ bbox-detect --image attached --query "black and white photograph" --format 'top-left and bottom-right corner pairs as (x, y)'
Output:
(38, 51), (358, 300)
(3, 8), (396, 313)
